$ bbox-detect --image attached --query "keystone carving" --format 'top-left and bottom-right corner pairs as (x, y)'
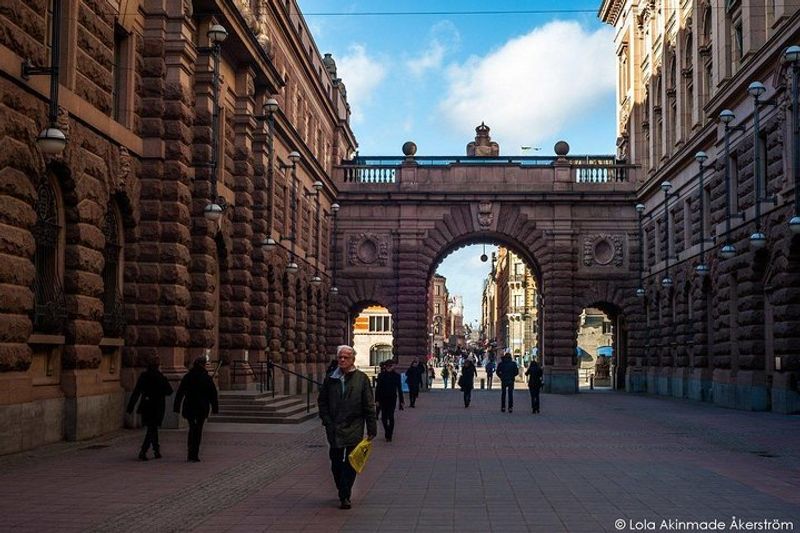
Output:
(348, 233), (389, 266)
(478, 201), (493, 228)
(583, 234), (624, 267)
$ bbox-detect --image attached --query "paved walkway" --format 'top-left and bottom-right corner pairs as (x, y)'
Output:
(1, 389), (799, 532)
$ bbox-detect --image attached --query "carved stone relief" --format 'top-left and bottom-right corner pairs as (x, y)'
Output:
(583, 234), (624, 267)
(478, 201), (493, 228)
(348, 233), (390, 267)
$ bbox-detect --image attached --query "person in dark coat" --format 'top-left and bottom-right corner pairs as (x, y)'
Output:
(484, 358), (496, 390)
(495, 352), (519, 413)
(374, 359), (404, 441)
(318, 345), (377, 510)
(126, 357), (173, 460)
(459, 359), (478, 408)
(405, 357), (424, 407)
(525, 359), (544, 413)
(173, 357), (219, 462)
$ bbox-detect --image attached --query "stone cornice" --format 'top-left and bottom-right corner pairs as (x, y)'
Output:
(598, 0), (626, 26)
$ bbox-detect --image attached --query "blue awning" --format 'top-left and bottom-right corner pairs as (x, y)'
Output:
(597, 346), (613, 357)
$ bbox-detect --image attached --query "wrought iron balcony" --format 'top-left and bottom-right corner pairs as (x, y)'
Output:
(32, 278), (67, 334)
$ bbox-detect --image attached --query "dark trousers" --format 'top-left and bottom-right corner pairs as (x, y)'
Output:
(529, 387), (541, 412)
(501, 382), (514, 410)
(379, 403), (396, 439)
(463, 388), (473, 407)
(329, 445), (357, 501)
(409, 388), (419, 407)
(487, 374), (494, 389)
(141, 424), (160, 453)
(187, 417), (205, 460)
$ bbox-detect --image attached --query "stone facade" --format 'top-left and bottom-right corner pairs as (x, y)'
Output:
(0, 0), (355, 454)
(600, 0), (800, 411)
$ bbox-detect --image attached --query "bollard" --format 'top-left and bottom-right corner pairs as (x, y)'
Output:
(590, 375), (594, 390)
(372, 376), (376, 388)
(480, 378), (485, 390)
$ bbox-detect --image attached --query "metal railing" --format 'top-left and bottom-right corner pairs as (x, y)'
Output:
(228, 358), (323, 413)
(267, 359), (323, 413)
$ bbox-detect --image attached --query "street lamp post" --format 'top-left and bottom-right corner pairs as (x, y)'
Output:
(748, 81), (767, 249)
(202, 23), (228, 222)
(695, 152), (710, 276)
(259, 97), (279, 251)
(329, 202), (340, 295)
(783, 45), (800, 233)
(661, 181), (673, 289)
(719, 109), (738, 258)
(286, 151), (301, 273)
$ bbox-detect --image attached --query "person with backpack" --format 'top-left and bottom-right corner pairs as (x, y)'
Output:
(525, 359), (544, 414)
(173, 357), (219, 462)
(126, 356), (173, 461)
(484, 358), (496, 390)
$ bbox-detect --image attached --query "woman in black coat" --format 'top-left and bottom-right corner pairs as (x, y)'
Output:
(126, 358), (173, 460)
(173, 357), (219, 462)
(459, 359), (478, 408)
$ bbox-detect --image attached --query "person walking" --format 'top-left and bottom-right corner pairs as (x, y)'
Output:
(318, 345), (377, 510)
(405, 357), (424, 407)
(440, 364), (450, 390)
(450, 363), (458, 389)
(459, 359), (477, 408)
(525, 359), (544, 414)
(427, 363), (435, 389)
(375, 359), (404, 441)
(496, 352), (519, 413)
(126, 357), (173, 461)
(173, 357), (219, 462)
(485, 358), (496, 390)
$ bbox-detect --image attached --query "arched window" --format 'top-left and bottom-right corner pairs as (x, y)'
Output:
(32, 177), (66, 334)
(700, 6), (713, 110)
(683, 32), (694, 133)
(102, 202), (125, 337)
(369, 344), (393, 366)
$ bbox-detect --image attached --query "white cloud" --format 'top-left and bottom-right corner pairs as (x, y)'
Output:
(406, 21), (461, 78)
(439, 21), (615, 152)
(338, 44), (387, 123)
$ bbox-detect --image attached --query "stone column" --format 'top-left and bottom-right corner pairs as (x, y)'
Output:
(394, 231), (427, 364)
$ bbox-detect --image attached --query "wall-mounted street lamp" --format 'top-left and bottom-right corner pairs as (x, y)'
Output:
(257, 97), (280, 251)
(22, 0), (67, 154)
(694, 151), (710, 276)
(747, 81), (768, 250)
(328, 202), (340, 295)
(202, 23), (229, 222)
(783, 45), (800, 234)
(719, 109), (741, 259)
(285, 150), (301, 273)
(660, 181), (673, 289)
(306, 180), (324, 286)
(635, 203), (646, 297)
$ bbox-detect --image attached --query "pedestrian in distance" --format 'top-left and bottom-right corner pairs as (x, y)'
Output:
(405, 357), (425, 407)
(496, 352), (519, 413)
(318, 345), (377, 510)
(126, 356), (173, 461)
(450, 363), (458, 389)
(459, 358), (478, 408)
(441, 364), (450, 389)
(485, 358), (496, 390)
(173, 356), (219, 462)
(525, 358), (544, 414)
(375, 359), (404, 441)
(427, 363), (435, 388)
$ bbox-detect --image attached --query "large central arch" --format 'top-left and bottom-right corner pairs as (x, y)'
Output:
(326, 156), (641, 393)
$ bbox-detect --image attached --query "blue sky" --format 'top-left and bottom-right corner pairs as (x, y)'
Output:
(298, 1), (618, 322)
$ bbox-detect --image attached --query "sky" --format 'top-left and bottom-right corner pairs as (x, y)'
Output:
(297, 1), (618, 322)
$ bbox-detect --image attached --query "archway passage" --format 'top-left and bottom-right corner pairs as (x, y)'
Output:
(329, 157), (639, 394)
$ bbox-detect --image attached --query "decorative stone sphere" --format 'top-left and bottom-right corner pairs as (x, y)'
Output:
(554, 141), (570, 157)
(402, 141), (417, 157)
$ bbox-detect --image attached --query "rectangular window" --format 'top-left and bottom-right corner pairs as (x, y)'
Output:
(369, 315), (392, 332)
(112, 26), (130, 123)
(734, 21), (743, 62)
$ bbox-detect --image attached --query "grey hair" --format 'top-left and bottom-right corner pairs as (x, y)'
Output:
(336, 345), (355, 357)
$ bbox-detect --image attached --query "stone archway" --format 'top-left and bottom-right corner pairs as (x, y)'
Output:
(329, 158), (639, 394)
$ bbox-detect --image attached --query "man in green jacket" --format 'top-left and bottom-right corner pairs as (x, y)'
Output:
(318, 345), (377, 509)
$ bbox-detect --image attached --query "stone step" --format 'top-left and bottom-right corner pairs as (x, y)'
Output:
(218, 401), (313, 418)
(217, 391), (287, 401)
(218, 397), (304, 411)
(209, 409), (318, 425)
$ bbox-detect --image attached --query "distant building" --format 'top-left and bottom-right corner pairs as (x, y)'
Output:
(352, 306), (394, 369)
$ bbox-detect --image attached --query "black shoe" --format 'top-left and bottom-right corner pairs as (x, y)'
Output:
(138, 451), (148, 461)
(508, 408), (513, 413)
(501, 408), (505, 412)
(340, 498), (352, 510)
(188, 457), (200, 462)
(153, 451), (162, 459)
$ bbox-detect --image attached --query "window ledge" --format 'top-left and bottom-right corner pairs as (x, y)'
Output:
(28, 334), (66, 346)
(100, 337), (125, 347)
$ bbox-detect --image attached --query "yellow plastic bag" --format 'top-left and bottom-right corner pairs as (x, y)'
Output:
(348, 438), (373, 474)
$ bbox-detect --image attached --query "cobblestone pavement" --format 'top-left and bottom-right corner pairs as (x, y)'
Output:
(1, 390), (799, 532)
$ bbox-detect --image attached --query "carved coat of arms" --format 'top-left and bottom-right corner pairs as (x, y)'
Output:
(478, 201), (493, 228)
